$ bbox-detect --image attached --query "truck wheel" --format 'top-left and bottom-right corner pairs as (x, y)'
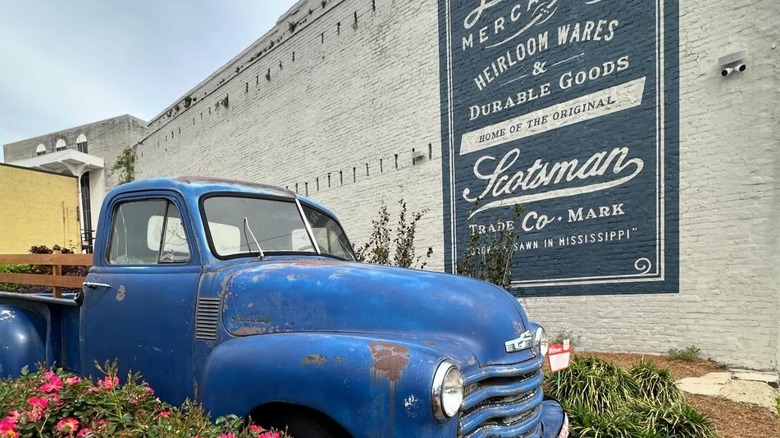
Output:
(283, 413), (343, 438)
(254, 410), (349, 438)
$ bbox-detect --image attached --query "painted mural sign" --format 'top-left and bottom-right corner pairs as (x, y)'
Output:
(438, 0), (679, 295)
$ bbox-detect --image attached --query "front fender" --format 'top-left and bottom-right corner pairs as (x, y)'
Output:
(0, 304), (46, 378)
(200, 333), (466, 437)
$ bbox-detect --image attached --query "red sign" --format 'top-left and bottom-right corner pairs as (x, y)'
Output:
(547, 340), (573, 372)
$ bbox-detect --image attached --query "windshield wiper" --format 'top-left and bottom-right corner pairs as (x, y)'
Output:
(243, 217), (265, 259)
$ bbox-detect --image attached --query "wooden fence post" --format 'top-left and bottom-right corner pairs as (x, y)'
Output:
(52, 249), (62, 298)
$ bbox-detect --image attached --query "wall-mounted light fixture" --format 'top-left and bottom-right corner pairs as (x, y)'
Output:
(718, 49), (748, 77)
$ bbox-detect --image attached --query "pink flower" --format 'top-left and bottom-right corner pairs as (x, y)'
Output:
(98, 376), (119, 390)
(157, 410), (171, 419)
(0, 417), (18, 438)
(217, 433), (235, 438)
(41, 375), (63, 393)
(76, 428), (92, 437)
(258, 433), (280, 438)
(4, 412), (19, 423)
(56, 417), (79, 434)
(65, 376), (82, 385)
(50, 393), (64, 408)
(28, 397), (49, 409)
(27, 397), (50, 422)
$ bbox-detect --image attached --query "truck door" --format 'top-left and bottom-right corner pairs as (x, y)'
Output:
(81, 194), (200, 405)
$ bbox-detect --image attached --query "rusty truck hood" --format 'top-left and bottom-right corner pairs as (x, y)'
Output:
(210, 257), (534, 366)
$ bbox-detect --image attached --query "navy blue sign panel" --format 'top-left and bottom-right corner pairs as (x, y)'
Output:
(439, 0), (679, 295)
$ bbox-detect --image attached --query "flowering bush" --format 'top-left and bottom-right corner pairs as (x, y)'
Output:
(0, 363), (289, 438)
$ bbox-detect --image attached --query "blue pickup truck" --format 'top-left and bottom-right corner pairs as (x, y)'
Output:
(0, 177), (567, 438)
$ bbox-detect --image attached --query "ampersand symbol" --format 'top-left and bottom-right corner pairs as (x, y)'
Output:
(533, 62), (548, 76)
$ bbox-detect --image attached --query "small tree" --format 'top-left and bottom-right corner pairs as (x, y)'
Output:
(456, 203), (522, 290)
(111, 146), (137, 185)
(356, 200), (432, 269)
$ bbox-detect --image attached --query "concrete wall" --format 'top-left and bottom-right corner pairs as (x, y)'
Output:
(134, 0), (780, 370)
(0, 164), (80, 253)
(3, 114), (149, 228)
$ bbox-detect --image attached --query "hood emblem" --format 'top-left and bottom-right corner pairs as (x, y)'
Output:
(505, 330), (533, 353)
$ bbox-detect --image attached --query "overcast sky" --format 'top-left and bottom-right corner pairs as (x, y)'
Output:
(0, 0), (299, 162)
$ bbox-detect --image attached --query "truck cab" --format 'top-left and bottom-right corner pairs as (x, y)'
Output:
(0, 177), (567, 438)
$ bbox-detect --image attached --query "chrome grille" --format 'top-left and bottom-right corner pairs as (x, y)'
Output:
(459, 354), (545, 438)
(195, 297), (220, 340)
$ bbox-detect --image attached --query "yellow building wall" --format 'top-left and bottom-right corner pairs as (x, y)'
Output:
(0, 164), (80, 254)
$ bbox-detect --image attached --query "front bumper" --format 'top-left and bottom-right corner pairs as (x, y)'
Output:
(540, 398), (568, 438)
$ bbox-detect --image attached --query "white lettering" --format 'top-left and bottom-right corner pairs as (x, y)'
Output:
(463, 148), (644, 218)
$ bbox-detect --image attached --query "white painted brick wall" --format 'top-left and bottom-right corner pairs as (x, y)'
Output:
(136, 0), (780, 369)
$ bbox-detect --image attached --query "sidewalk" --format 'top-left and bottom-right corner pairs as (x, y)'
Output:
(677, 370), (780, 410)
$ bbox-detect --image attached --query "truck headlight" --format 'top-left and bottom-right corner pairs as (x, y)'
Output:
(431, 360), (463, 420)
(534, 326), (549, 357)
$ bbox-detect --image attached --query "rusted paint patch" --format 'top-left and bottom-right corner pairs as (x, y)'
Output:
(369, 342), (410, 382)
(115, 285), (126, 302)
(423, 340), (437, 346)
(333, 356), (347, 362)
(231, 323), (291, 337)
(218, 274), (232, 302)
(231, 326), (268, 336)
(301, 354), (327, 365)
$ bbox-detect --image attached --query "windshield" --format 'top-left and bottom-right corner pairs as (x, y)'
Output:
(202, 195), (355, 261)
(301, 205), (355, 261)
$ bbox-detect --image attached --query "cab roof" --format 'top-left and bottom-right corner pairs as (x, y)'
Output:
(109, 177), (338, 218)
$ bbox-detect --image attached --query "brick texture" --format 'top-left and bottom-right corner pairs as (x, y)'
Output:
(135, 0), (780, 370)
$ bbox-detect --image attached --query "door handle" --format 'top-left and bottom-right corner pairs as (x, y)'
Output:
(83, 281), (111, 289)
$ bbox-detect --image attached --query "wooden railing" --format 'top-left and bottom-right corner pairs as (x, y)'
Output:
(0, 253), (93, 298)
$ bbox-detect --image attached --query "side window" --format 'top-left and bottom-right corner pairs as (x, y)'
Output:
(108, 200), (191, 265)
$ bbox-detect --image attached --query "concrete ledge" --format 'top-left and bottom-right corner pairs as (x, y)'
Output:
(731, 370), (780, 388)
(677, 371), (780, 410)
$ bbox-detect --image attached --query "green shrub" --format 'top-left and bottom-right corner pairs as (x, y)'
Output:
(546, 356), (639, 415)
(0, 363), (288, 438)
(355, 200), (432, 269)
(667, 345), (702, 362)
(457, 204), (522, 289)
(548, 356), (717, 438)
(630, 360), (683, 405)
(632, 399), (717, 438)
(0, 265), (34, 292)
(565, 402), (649, 438)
